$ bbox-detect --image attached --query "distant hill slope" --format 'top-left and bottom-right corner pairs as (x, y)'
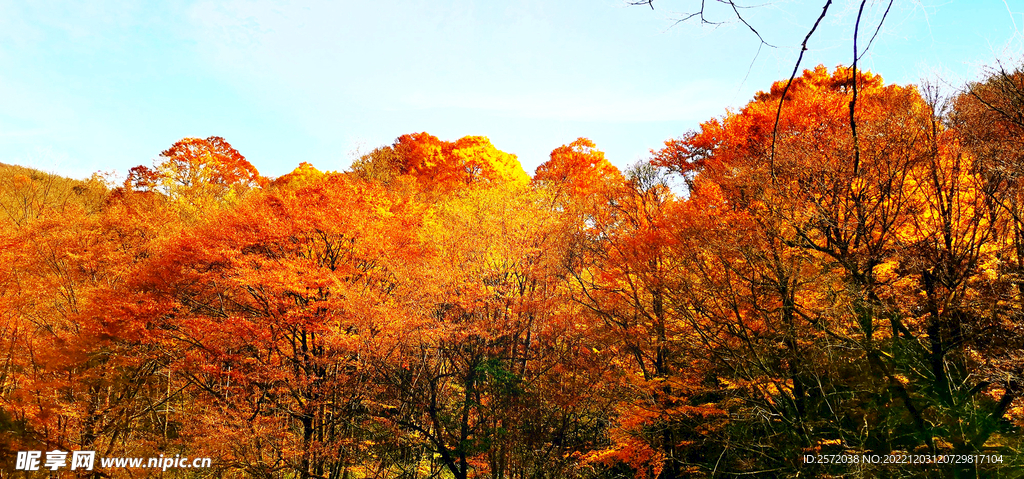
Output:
(0, 162), (107, 227)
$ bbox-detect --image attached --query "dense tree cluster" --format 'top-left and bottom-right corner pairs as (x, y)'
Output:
(1, 65), (1023, 478)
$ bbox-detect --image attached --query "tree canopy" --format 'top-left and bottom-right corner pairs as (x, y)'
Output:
(2, 64), (1023, 478)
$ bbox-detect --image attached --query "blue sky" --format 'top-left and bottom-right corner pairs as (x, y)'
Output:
(2, 0), (1022, 180)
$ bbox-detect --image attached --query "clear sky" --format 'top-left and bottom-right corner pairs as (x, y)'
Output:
(2, 0), (1022, 180)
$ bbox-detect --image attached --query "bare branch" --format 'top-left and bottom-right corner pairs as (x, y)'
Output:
(728, 0), (777, 48)
(642, 0), (774, 45)
(768, 0), (833, 179)
(858, 0), (894, 61)
(627, 0), (656, 10)
(851, 0), (867, 177)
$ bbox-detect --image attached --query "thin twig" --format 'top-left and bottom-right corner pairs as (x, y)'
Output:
(627, 0), (656, 10)
(769, 0), (833, 180)
(729, 0), (777, 48)
(858, 0), (894, 61)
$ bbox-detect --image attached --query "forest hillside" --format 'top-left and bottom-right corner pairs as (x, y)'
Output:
(2, 65), (1023, 478)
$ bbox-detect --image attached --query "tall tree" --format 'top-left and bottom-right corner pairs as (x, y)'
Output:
(126, 136), (265, 218)
(352, 133), (529, 193)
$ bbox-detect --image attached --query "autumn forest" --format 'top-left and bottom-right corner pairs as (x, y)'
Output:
(3, 64), (1024, 478)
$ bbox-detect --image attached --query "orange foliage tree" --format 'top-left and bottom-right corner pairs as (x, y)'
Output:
(126, 136), (265, 218)
(0, 178), (182, 465)
(534, 137), (623, 202)
(125, 173), (423, 477)
(630, 65), (1023, 476)
(352, 133), (529, 192)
